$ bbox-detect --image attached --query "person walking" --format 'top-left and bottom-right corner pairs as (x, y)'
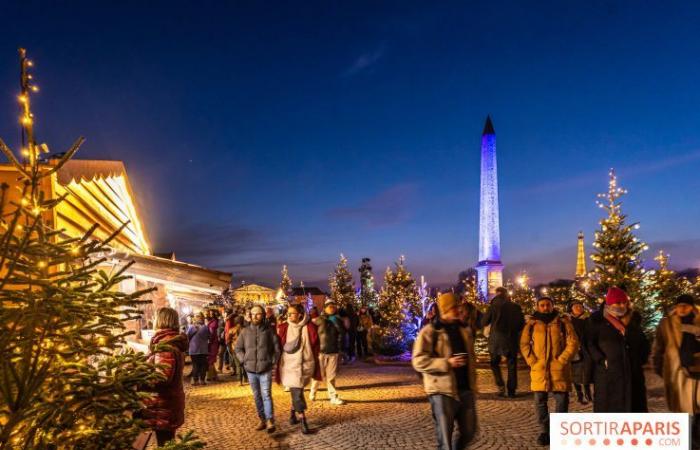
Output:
(186, 312), (210, 386)
(481, 287), (524, 397)
(227, 315), (247, 384)
(520, 297), (579, 446)
(586, 287), (650, 412)
(276, 304), (321, 434)
(568, 301), (592, 404)
(206, 309), (220, 382)
(346, 304), (359, 363)
(234, 305), (281, 433)
(413, 293), (478, 450)
(144, 307), (188, 446)
(652, 294), (700, 448)
(310, 299), (346, 405)
(356, 306), (373, 359)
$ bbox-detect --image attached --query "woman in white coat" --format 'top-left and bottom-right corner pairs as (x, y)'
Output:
(275, 303), (321, 434)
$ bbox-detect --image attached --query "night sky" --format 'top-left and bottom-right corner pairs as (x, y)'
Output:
(1, 1), (699, 288)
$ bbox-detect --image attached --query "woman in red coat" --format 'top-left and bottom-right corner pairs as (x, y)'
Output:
(145, 307), (188, 446)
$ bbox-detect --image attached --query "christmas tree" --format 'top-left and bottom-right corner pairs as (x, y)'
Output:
(590, 170), (655, 334)
(358, 258), (378, 308)
(0, 49), (202, 449)
(509, 273), (537, 313)
(457, 268), (485, 305)
(328, 254), (356, 309)
(279, 265), (292, 298)
(645, 250), (694, 316)
(375, 256), (421, 355)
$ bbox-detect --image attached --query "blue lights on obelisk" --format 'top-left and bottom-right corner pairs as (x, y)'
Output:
(476, 115), (504, 299)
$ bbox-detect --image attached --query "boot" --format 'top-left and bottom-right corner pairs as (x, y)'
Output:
(301, 416), (310, 434)
(574, 385), (586, 404)
(497, 385), (507, 397)
(290, 409), (299, 425)
(254, 419), (266, 431)
(266, 419), (276, 434)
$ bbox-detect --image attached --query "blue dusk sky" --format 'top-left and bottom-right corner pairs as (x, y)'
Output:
(1, 1), (699, 288)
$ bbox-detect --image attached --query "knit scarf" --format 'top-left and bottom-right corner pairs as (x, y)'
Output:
(284, 315), (309, 354)
(604, 305), (628, 336)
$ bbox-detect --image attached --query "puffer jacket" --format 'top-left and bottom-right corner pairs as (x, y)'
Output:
(234, 321), (281, 374)
(314, 314), (345, 354)
(143, 329), (188, 431)
(412, 320), (478, 400)
(520, 312), (579, 392)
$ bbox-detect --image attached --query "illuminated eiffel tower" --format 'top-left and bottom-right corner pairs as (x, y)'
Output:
(575, 231), (587, 278)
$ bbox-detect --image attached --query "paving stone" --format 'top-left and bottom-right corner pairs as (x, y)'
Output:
(175, 361), (666, 449)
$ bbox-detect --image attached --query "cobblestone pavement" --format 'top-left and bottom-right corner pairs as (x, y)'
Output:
(177, 361), (666, 450)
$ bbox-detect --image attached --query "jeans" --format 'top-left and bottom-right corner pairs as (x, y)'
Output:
(190, 354), (208, 382)
(290, 387), (307, 412)
(247, 371), (274, 420)
(489, 353), (518, 394)
(534, 391), (569, 433)
(428, 390), (477, 450)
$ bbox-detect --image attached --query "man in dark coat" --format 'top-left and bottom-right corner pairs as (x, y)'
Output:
(586, 287), (650, 412)
(481, 287), (524, 397)
(234, 304), (282, 432)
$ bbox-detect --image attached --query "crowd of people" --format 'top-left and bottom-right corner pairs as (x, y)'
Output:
(141, 298), (371, 446)
(413, 287), (700, 450)
(137, 286), (699, 449)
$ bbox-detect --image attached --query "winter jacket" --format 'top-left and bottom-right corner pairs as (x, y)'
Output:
(275, 317), (322, 387)
(586, 309), (650, 412)
(314, 314), (345, 354)
(481, 294), (525, 357)
(570, 313), (592, 385)
(143, 329), (188, 431)
(412, 320), (478, 400)
(520, 313), (579, 392)
(207, 318), (220, 366)
(234, 321), (281, 374)
(187, 324), (210, 355)
(652, 309), (700, 414)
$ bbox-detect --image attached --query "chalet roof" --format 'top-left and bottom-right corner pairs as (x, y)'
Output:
(113, 252), (232, 292)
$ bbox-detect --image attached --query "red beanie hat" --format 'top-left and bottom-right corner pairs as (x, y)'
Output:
(606, 287), (629, 305)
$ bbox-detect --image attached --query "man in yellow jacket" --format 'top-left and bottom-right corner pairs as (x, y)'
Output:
(520, 297), (579, 446)
(412, 293), (478, 450)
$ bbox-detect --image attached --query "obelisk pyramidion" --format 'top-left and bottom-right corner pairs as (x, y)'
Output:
(476, 115), (504, 299)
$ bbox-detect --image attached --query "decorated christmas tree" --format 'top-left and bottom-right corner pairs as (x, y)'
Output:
(279, 264), (292, 298)
(328, 254), (356, 309)
(509, 273), (537, 314)
(590, 170), (655, 334)
(358, 258), (378, 308)
(0, 49), (202, 449)
(375, 256), (421, 355)
(458, 268), (485, 305)
(645, 250), (694, 316)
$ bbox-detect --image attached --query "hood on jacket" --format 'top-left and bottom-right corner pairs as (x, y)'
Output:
(150, 329), (188, 353)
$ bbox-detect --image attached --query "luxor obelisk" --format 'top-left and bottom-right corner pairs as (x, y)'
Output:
(476, 115), (504, 299)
